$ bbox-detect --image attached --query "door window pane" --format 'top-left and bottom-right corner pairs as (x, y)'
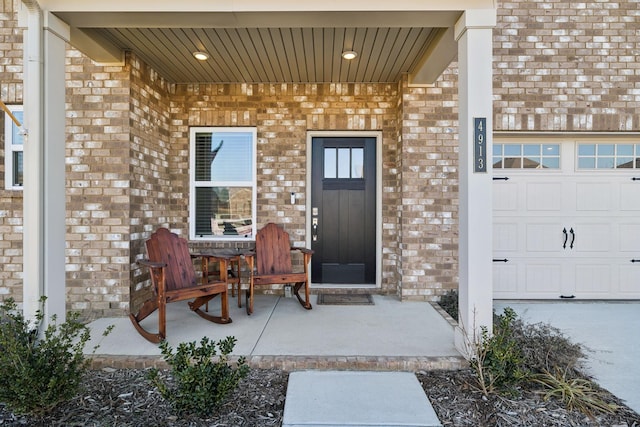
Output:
(337, 148), (350, 178)
(351, 148), (364, 178)
(325, 147), (364, 179)
(324, 148), (337, 178)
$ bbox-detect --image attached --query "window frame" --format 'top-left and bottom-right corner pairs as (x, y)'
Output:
(4, 105), (24, 190)
(576, 142), (640, 170)
(189, 126), (257, 241)
(493, 142), (561, 170)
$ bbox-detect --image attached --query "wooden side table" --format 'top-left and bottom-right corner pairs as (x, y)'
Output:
(202, 248), (247, 308)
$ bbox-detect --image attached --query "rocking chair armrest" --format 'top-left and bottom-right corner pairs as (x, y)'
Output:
(137, 258), (167, 269)
(291, 247), (314, 255)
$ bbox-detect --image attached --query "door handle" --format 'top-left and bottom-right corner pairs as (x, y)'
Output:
(562, 227), (568, 249)
(569, 227), (575, 249)
(312, 223), (318, 241)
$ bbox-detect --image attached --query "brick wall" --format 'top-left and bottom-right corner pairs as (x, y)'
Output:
(128, 53), (173, 313)
(65, 48), (132, 317)
(494, 0), (640, 131)
(0, 0), (22, 300)
(399, 73), (460, 300)
(171, 82), (402, 294)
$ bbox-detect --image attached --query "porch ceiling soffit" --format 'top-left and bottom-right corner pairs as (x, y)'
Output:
(37, 0), (496, 85)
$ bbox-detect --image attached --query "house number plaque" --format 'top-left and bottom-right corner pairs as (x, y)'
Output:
(474, 117), (487, 173)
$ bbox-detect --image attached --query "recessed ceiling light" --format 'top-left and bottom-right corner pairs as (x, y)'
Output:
(193, 51), (209, 61)
(341, 50), (358, 60)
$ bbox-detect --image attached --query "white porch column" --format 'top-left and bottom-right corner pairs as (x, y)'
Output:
(454, 9), (496, 355)
(22, 1), (69, 322)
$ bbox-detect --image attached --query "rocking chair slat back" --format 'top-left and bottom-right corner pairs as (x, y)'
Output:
(255, 223), (292, 275)
(146, 228), (197, 291)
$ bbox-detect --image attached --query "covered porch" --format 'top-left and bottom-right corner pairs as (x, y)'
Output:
(86, 294), (465, 371)
(19, 0), (497, 352)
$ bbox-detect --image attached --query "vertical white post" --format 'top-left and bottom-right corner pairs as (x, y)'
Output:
(22, 1), (69, 322)
(454, 9), (497, 355)
(22, 0), (44, 321)
(43, 12), (69, 322)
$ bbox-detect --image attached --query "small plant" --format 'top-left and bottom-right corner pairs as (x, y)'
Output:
(0, 297), (111, 415)
(470, 307), (528, 396)
(532, 368), (619, 417)
(148, 336), (249, 416)
(437, 290), (458, 320)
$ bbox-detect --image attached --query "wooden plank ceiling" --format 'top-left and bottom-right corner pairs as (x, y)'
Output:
(88, 26), (439, 84)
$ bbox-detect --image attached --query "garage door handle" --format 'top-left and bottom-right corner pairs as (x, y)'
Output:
(562, 228), (568, 249)
(569, 227), (575, 249)
(632, 259), (640, 263)
(632, 177), (640, 181)
(493, 258), (509, 262)
(493, 177), (510, 181)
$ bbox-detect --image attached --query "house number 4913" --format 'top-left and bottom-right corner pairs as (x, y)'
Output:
(474, 117), (487, 173)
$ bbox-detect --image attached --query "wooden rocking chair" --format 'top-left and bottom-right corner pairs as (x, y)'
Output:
(131, 228), (231, 343)
(244, 222), (313, 315)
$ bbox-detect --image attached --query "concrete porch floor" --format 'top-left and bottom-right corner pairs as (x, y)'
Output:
(85, 294), (466, 371)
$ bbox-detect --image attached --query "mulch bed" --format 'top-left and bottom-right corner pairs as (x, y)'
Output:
(1, 368), (639, 426)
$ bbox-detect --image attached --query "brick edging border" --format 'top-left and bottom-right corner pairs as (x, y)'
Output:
(89, 354), (468, 372)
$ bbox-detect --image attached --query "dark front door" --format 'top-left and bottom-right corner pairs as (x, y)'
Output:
(311, 137), (376, 284)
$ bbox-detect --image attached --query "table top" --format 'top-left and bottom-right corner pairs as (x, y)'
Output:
(198, 248), (253, 259)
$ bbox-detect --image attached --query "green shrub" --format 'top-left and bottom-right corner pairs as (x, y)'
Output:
(437, 290), (458, 320)
(0, 297), (110, 415)
(471, 307), (528, 396)
(148, 336), (249, 416)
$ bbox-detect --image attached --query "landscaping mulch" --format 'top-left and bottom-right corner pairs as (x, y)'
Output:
(1, 367), (639, 426)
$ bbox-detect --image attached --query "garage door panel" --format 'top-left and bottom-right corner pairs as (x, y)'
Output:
(493, 140), (640, 300)
(619, 224), (640, 252)
(526, 223), (564, 252)
(494, 263), (518, 294)
(574, 264), (611, 294)
(493, 183), (518, 211)
(494, 223), (518, 252)
(526, 182), (562, 211)
(525, 264), (562, 294)
(572, 224), (610, 253)
(576, 182), (612, 211)
(620, 183), (640, 211)
(619, 265), (640, 294)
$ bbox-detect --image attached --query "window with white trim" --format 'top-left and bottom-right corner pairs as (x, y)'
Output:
(189, 127), (256, 240)
(4, 105), (23, 190)
(577, 143), (640, 169)
(493, 143), (560, 169)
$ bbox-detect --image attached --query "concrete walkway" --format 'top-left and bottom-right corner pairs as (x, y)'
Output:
(283, 371), (441, 427)
(495, 301), (640, 416)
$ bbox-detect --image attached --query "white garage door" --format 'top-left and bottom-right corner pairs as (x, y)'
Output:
(493, 140), (640, 300)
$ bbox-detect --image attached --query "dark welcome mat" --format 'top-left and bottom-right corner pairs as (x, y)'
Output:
(316, 293), (374, 306)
